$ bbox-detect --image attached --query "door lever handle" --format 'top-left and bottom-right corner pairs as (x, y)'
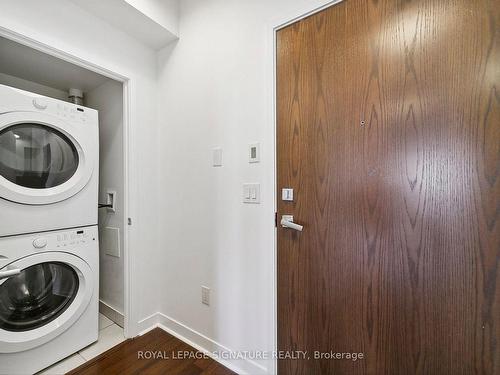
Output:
(281, 215), (303, 232)
(0, 268), (21, 281)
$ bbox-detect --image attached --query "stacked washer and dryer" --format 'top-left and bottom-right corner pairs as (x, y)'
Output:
(0, 84), (100, 374)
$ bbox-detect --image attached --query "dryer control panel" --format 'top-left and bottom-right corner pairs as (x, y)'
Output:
(54, 102), (89, 124)
(0, 83), (97, 126)
(30, 98), (89, 124)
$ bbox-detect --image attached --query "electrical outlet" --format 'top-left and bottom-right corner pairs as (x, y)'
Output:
(201, 286), (210, 306)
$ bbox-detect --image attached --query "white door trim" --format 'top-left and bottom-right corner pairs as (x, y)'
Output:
(267, 1), (343, 373)
(0, 26), (134, 339)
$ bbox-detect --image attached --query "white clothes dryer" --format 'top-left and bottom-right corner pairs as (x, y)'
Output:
(0, 84), (99, 237)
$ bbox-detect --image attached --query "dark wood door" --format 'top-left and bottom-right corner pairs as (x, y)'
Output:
(276, 0), (500, 374)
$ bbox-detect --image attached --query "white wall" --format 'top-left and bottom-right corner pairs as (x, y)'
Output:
(0, 73), (69, 102)
(0, 0), (160, 337)
(156, 0), (333, 373)
(86, 80), (125, 317)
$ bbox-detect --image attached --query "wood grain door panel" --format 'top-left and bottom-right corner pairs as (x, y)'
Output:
(276, 0), (500, 374)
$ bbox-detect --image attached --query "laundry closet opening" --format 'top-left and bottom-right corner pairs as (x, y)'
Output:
(0, 36), (127, 329)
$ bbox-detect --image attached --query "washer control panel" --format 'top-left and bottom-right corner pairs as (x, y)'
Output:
(55, 229), (93, 248)
(0, 226), (98, 259)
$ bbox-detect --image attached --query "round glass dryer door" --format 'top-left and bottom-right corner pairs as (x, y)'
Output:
(0, 124), (79, 189)
(0, 111), (95, 205)
(0, 262), (79, 332)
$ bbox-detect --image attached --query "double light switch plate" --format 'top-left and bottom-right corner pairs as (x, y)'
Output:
(243, 183), (261, 204)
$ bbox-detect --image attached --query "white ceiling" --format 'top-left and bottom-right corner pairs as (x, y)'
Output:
(0, 36), (111, 93)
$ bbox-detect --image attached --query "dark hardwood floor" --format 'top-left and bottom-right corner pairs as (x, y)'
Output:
(67, 328), (237, 375)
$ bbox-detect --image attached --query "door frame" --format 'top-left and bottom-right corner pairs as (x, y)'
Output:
(0, 26), (134, 339)
(268, 1), (343, 373)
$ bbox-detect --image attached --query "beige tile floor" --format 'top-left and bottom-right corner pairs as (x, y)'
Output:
(38, 314), (125, 375)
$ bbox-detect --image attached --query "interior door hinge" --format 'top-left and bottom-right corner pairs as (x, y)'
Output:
(275, 212), (278, 228)
(128, 218), (132, 226)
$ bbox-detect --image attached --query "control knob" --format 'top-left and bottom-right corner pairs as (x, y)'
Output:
(33, 238), (48, 249)
(32, 98), (48, 110)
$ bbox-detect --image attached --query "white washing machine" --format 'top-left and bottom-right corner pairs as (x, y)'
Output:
(0, 226), (99, 375)
(0, 84), (99, 237)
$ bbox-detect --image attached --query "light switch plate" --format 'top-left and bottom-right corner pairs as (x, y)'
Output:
(213, 147), (223, 167)
(249, 142), (260, 163)
(243, 183), (261, 204)
(101, 227), (120, 258)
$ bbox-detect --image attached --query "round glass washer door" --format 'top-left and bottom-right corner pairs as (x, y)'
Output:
(0, 262), (79, 332)
(0, 112), (95, 205)
(0, 252), (93, 354)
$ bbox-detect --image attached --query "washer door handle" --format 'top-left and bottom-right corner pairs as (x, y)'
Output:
(0, 268), (21, 280)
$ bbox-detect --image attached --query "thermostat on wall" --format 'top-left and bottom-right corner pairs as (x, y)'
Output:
(249, 142), (260, 163)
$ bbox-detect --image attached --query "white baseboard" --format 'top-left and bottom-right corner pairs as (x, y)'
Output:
(136, 312), (268, 375)
(137, 312), (160, 335)
(99, 300), (124, 328)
